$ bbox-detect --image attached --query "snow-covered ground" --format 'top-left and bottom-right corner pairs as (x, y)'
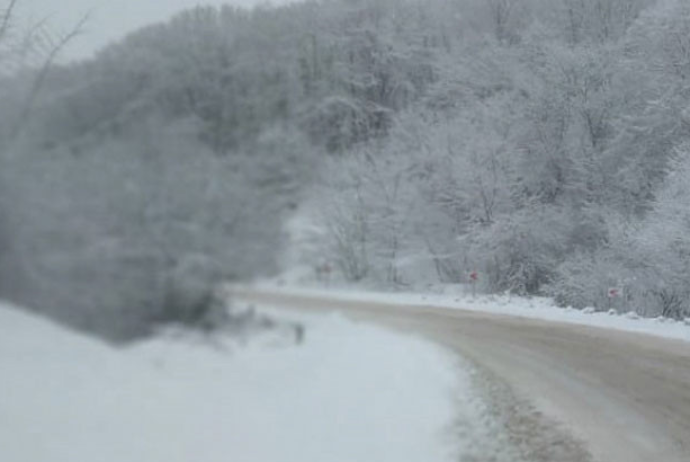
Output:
(256, 279), (690, 343)
(0, 300), (511, 462)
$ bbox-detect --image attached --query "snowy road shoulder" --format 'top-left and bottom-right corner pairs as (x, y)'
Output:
(250, 283), (690, 343)
(0, 300), (516, 462)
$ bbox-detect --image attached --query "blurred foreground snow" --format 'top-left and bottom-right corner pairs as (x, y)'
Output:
(0, 300), (501, 462)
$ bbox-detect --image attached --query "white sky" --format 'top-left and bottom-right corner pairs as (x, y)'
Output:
(18, 0), (293, 61)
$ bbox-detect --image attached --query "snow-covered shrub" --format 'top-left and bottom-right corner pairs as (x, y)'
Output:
(547, 249), (636, 312)
(462, 207), (571, 295)
(550, 247), (690, 320)
(0, 119), (293, 340)
(161, 254), (228, 327)
(629, 146), (690, 319)
(548, 155), (690, 320)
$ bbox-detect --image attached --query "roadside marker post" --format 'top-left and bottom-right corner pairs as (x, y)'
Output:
(321, 262), (332, 286)
(607, 287), (621, 310)
(469, 271), (478, 298)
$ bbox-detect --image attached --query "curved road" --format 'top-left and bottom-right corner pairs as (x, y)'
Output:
(232, 287), (690, 462)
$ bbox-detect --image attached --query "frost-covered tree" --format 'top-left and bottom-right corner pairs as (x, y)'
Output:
(2, 116), (312, 339)
(633, 146), (690, 318)
(1, 0), (86, 304)
(0, 2), (320, 339)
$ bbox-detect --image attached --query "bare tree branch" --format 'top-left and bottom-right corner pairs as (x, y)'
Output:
(10, 12), (89, 140)
(0, 0), (20, 46)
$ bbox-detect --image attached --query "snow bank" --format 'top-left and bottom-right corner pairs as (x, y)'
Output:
(254, 282), (690, 343)
(0, 300), (492, 462)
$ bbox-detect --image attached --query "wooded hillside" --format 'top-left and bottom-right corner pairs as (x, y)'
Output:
(1, 0), (688, 339)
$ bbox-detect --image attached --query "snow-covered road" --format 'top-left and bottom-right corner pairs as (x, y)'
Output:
(233, 285), (690, 462)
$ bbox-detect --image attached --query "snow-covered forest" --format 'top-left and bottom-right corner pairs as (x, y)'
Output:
(1, 0), (689, 340)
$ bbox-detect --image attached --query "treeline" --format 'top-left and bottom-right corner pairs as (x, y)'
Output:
(294, 0), (690, 319)
(0, 0), (689, 340)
